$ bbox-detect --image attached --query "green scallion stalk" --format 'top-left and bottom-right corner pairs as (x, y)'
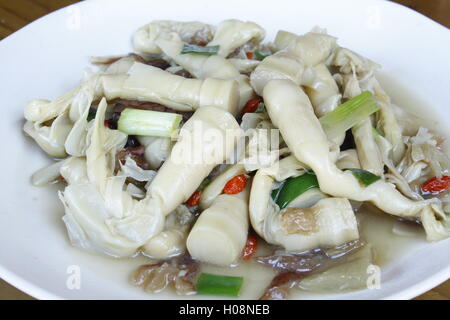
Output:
(117, 108), (182, 138)
(198, 178), (211, 191)
(319, 91), (380, 139)
(271, 172), (319, 209)
(87, 108), (97, 122)
(345, 168), (381, 187)
(196, 273), (243, 297)
(255, 102), (266, 113)
(181, 44), (220, 56)
(254, 49), (271, 60)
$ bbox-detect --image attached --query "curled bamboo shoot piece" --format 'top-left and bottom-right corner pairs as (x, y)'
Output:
(352, 119), (384, 176)
(336, 150), (361, 170)
(155, 33), (254, 111)
(60, 157), (89, 185)
(24, 89), (77, 124)
(287, 31), (337, 67)
(249, 155), (307, 237)
(304, 63), (344, 145)
(101, 62), (239, 114)
(187, 186), (250, 266)
(137, 136), (174, 170)
(304, 64), (341, 118)
(370, 78), (406, 164)
(31, 158), (69, 186)
(265, 198), (359, 252)
(199, 163), (247, 210)
(228, 58), (260, 73)
(207, 19), (265, 57)
(145, 106), (243, 217)
(273, 30), (297, 52)
(133, 20), (213, 54)
(250, 30), (336, 95)
(249, 155), (358, 252)
(340, 65), (383, 176)
(23, 112), (72, 158)
(143, 205), (194, 259)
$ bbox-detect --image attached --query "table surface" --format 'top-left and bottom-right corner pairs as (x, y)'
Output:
(0, 0), (449, 300)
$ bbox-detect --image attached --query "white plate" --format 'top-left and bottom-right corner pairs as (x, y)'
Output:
(0, 0), (449, 300)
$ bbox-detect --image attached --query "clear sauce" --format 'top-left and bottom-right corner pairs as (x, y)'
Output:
(357, 205), (425, 267)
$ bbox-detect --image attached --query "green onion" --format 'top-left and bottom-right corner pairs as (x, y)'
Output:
(345, 168), (381, 187)
(255, 102), (266, 113)
(319, 91), (380, 139)
(271, 172), (319, 209)
(87, 108), (97, 122)
(117, 108), (182, 138)
(254, 49), (271, 60)
(196, 273), (243, 297)
(181, 44), (220, 56)
(198, 178), (211, 191)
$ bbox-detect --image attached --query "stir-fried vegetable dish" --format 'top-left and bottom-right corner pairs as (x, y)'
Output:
(24, 19), (450, 299)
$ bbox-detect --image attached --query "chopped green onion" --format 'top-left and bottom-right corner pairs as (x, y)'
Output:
(271, 172), (319, 209)
(345, 168), (381, 187)
(196, 273), (243, 297)
(198, 178), (211, 191)
(117, 108), (182, 138)
(87, 108), (97, 122)
(255, 102), (266, 113)
(181, 44), (220, 56)
(254, 49), (271, 60)
(319, 91), (380, 139)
